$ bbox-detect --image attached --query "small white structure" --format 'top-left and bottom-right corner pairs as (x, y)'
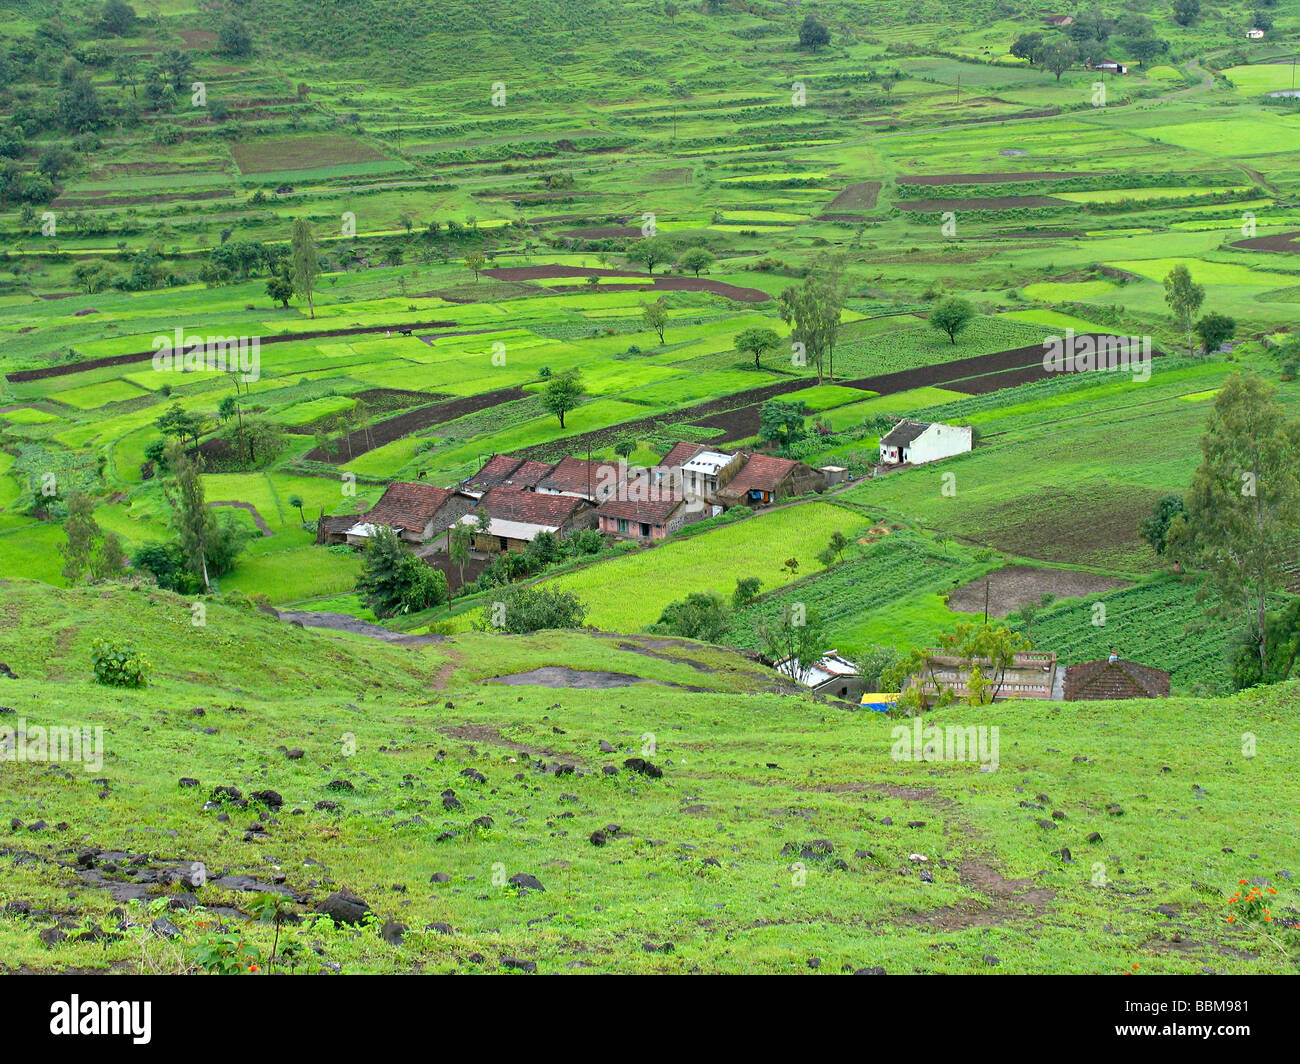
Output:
(680, 450), (742, 500)
(1246, 28), (1266, 39)
(775, 650), (864, 700)
(879, 420), (972, 466)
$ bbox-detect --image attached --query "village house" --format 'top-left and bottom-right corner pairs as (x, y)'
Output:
(1246, 27), (1266, 39)
(1088, 58), (1129, 74)
(1043, 14), (1074, 26)
(596, 492), (698, 541)
(1064, 658), (1170, 700)
(319, 482), (476, 547)
(878, 420), (973, 466)
(775, 650), (866, 702)
(910, 650), (1060, 703)
(535, 455), (616, 504)
(460, 454), (554, 497)
(716, 453), (826, 507)
(460, 484), (595, 553)
(677, 448), (744, 507)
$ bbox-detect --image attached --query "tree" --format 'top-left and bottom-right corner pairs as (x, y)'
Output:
(37, 146), (74, 181)
(218, 19), (253, 56)
(759, 398), (806, 446)
(798, 14), (830, 52)
(732, 576), (762, 609)
(887, 621), (1030, 704)
(541, 369), (586, 429)
(1164, 264), (1205, 357)
(72, 261), (114, 294)
(1124, 37), (1168, 65)
(826, 530), (849, 562)
(613, 439), (636, 459)
(157, 48), (194, 91)
(627, 236), (673, 275)
(1040, 41), (1079, 81)
(777, 260), (845, 383)
(131, 541), (199, 593)
(464, 250), (486, 281)
(929, 296), (975, 345)
(59, 75), (103, 133)
(1140, 494), (1188, 556)
(288, 493), (306, 523)
(641, 297), (668, 344)
(155, 401), (203, 449)
(735, 326), (782, 370)
(60, 491), (100, 584)
(266, 273), (293, 308)
(1195, 312), (1235, 356)
(475, 584), (587, 633)
(99, 0), (136, 36)
(448, 521), (474, 596)
(1169, 372), (1300, 676)
(677, 247), (714, 276)
(1228, 597), (1300, 689)
(648, 592), (730, 642)
(290, 219), (319, 319)
(167, 441), (218, 591)
(756, 603), (826, 685)
(1172, 0), (1199, 25)
(356, 526), (448, 617)
(1010, 32), (1045, 64)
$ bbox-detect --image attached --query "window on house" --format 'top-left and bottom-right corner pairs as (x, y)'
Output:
(616, 518), (628, 533)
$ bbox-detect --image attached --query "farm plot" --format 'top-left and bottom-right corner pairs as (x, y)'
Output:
(229, 135), (395, 174)
(947, 565), (1132, 617)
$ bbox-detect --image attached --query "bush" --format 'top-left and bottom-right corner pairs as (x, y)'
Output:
(475, 584), (587, 633)
(91, 638), (150, 688)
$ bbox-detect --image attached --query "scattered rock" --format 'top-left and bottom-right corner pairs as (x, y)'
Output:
(599, 740), (615, 753)
(508, 873), (544, 893)
(501, 956), (537, 973)
(315, 889), (371, 926)
(250, 789), (283, 810)
(178, 778), (200, 789)
(590, 830), (607, 847)
(623, 757), (663, 779)
(429, 872), (451, 884)
(380, 919), (407, 945)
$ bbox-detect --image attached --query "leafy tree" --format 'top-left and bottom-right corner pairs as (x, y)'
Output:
(641, 297), (668, 344)
(826, 530), (849, 562)
(1164, 264), (1205, 357)
(627, 235), (673, 274)
(266, 273), (293, 308)
(287, 493), (306, 523)
(777, 258), (845, 382)
(613, 438), (636, 458)
(1140, 494), (1188, 556)
(759, 398), (806, 446)
(448, 521), (474, 595)
(649, 592), (730, 642)
(99, 0), (137, 36)
(218, 19), (253, 56)
(158, 49), (194, 91)
(885, 621), (1030, 705)
(1228, 598), (1300, 689)
(732, 576), (762, 609)
(1040, 41), (1079, 81)
(166, 442), (218, 590)
(72, 260), (114, 294)
(1010, 32), (1045, 63)
(677, 247), (714, 276)
(798, 14), (831, 52)
(1124, 37), (1168, 65)
(290, 218), (319, 319)
(59, 75), (103, 133)
(756, 603), (826, 684)
(356, 526), (448, 618)
(1172, 0), (1200, 25)
(60, 491), (100, 583)
(1194, 312), (1235, 355)
(1168, 372), (1300, 676)
(541, 369), (586, 429)
(464, 250), (486, 281)
(475, 584), (588, 633)
(37, 146), (74, 181)
(928, 296), (975, 344)
(155, 402), (203, 448)
(734, 326), (782, 370)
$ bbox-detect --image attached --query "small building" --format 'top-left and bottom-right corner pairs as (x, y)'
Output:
(911, 650), (1059, 703)
(460, 454), (554, 498)
(535, 455), (615, 504)
(1089, 59), (1129, 75)
(1064, 658), (1170, 701)
(820, 465), (850, 487)
(1044, 14), (1074, 26)
(715, 453), (825, 507)
(879, 420), (972, 466)
(596, 493), (698, 541)
(1246, 28), (1266, 39)
(327, 482), (476, 547)
(775, 650), (866, 701)
(464, 485), (595, 552)
(679, 449), (744, 503)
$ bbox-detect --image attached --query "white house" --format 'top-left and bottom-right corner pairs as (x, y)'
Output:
(775, 650), (865, 700)
(879, 420), (972, 466)
(1246, 28), (1266, 39)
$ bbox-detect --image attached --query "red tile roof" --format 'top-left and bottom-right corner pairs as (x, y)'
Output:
(1064, 660), (1170, 700)
(597, 494), (688, 524)
(463, 454), (554, 491)
(480, 485), (588, 527)
(537, 456), (606, 497)
(660, 441), (707, 469)
(721, 453), (803, 494)
(363, 482), (453, 530)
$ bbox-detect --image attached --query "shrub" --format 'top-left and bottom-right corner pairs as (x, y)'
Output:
(91, 638), (150, 688)
(475, 584), (587, 633)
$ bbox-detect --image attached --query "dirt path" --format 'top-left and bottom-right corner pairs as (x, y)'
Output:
(274, 609), (446, 645)
(209, 500), (272, 535)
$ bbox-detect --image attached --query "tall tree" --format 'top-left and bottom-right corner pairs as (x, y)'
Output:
(756, 603), (826, 684)
(60, 491), (100, 584)
(798, 14), (831, 52)
(1168, 372), (1300, 675)
(929, 296), (975, 345)
(777, 258), (845, 383)
(541, 369), (586, 429)
(734, 326), (782, 370)
(641, 297), (668, 344)
(1164, 264), (1205, 357)
(167, 441), (217, 591)
(290, 218), (319, 319)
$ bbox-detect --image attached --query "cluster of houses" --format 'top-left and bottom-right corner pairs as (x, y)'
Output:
(318, 443), (829, 554)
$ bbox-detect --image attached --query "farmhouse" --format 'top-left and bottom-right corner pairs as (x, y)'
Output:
(1089, 59), (1129, 74)
(715, 454), (825, 507)
(323, 482), (476, 547)
(1246, 27), (1266, 39)
(679, 448), (744, 503)
(460, 454), (554, 497)
(775, 650), (866, 702)
(1043, 14), (1074, 26)
(535, 455), (616, 504)
(462, 484), (595, 552)
(878, 420), (972, 466)
(596, 493), (698, 541)
(1064, 658), (1170, 700)
(911, 650), (1059, 703)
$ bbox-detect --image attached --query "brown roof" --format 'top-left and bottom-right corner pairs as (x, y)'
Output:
(1064, 659), (1170, 700)
(320, 514), (357, 534)
(536, 456), (607, 497)
(660, 441), (707, 469)
(480, 485), (588, 527)
(721, 453), (804, 495)
(463, 454), (554, 492)
(597, 494), (689, 525)
(364, 482), (452, 530)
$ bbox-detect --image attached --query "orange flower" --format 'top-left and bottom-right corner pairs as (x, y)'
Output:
(1268, 887), (1277, 894)
(1226, 915), (1236, 923)
(1240, 879), (1248, 885)
(247, 964), (260, 972)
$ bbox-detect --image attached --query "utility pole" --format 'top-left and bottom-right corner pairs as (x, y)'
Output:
(983, 578), (989, 625)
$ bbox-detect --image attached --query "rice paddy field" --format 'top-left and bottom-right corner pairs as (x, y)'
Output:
(1, 0), (1299, 988)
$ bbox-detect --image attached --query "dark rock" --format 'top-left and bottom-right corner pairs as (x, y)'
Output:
(880, 817), (893, 826)
(623, 757), (663, 778)
(1058, 847), (1073, 862)
(983, 954), (1000, 967)
(425, 922), (453, 935)
(469, 815), (493, 831)
(315, 889), (371, 926)
(1155, 904), (1178, 917)
(601, 766), (619, 776)
(429, 872), (451, 884)
(1086, 832), (1102, 843)
(380, 919), (407, 945)
(27, 820), (47, 832)
(1106, 803), (1123, 816)
(1036, 819), (1057, 831)
(854, 967), (887, 975)
(326, 779), (355, 792)
(501, 956), (537, 973)
(460, 768), (486, 784)
(314, 800), (340, 812)
(39, 927), (67, 948)
(178, 778), (199, 788)
(285, 748), (304, 760)
(210, 785), (242, 803)
(250, 789), (283, 810)
(590, 830), (607, 846)
(599, 740), (615, 753)
(807, 957), (821, 969)
(151, 917), (181, 939)
(508, 873), (544, 893)
(442, 795), (463, 812)
(920, 869), (934, 883)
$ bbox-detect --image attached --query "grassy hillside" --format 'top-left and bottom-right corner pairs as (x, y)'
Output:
(1, 579), (1296, 974)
